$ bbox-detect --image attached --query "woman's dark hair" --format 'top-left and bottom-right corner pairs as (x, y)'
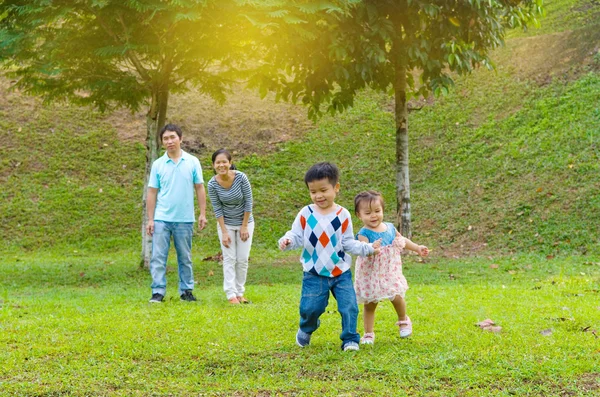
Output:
(211, 148), (236, 170)
(354, 190), (385, 215)
(304, 162), (339, 186)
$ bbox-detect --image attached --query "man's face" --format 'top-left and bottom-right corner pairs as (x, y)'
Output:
(162, 130), (181, 153)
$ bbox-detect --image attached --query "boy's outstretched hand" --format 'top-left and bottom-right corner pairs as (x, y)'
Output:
(416, 245), (429, 257)
(371, 238), (382, 255)
(279, 238), (291, 251)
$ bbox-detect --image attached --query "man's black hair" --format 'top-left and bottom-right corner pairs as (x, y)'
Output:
(160, 124), (183, 140)
(304, 162), (339, 186)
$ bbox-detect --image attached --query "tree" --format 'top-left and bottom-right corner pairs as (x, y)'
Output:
(252, 0), (543, 237)
(0, 0), (255, 266)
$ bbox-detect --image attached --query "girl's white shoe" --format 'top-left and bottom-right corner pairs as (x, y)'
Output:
(396, 316), (412, 338)
(360, 332), (375, 344)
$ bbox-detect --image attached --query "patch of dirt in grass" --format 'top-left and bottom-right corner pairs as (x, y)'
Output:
(499, 24), (600, 84)
(102, 85), (313, 158)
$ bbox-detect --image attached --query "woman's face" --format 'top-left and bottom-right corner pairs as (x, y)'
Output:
(213, 153), (231, 175)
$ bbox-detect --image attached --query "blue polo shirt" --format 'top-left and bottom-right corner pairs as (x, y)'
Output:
(149, 150), (204, 222)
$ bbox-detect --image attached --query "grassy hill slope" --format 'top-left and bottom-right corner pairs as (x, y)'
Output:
(1, 0), (599, 257)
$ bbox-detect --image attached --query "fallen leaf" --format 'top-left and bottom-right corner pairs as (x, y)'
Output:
(508, 270), (517, 275)
(79, 272), (85, 278)
(540, 328), (553, 336)
(486, 326), (502, 333)
(476, 319), (495, 328)
(490, 264), (499, 269)
(208, 270), (214, 276)
(203, 252), (223, 262)
(546, 255), (554, 260)
(536, 187), (543, 193)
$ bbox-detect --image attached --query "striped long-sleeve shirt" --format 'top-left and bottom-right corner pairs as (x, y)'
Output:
(207, 171), (254, 226)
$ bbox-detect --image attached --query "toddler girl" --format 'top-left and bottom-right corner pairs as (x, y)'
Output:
(353, 190), (429, 344)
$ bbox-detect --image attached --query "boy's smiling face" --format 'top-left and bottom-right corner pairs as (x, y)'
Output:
(307, 178), (339, 212)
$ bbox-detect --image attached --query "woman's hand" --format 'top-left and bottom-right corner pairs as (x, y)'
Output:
(221, 232), (232, 248)
(240, 225), (249, 242)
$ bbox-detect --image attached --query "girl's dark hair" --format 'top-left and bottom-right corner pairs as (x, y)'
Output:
(211, 148), (236, 170)
(354, 190), (385, 215)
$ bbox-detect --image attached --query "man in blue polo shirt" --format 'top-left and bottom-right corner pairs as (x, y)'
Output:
(146, 124), (207, 303)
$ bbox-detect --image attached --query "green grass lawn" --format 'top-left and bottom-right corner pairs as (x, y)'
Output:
(1, 250), (599, 396)
(2, 0), (600, 394)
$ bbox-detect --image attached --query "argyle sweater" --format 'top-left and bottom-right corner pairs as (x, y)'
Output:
(279, 204), (375, 277)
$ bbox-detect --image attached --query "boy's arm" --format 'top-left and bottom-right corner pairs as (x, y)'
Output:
(278, 211), (304, 251)
(341, 219), (375, 257)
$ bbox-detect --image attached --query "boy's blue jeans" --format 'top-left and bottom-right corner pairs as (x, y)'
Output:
(150, 221), (195, 296)
(299, 270), (360, 347)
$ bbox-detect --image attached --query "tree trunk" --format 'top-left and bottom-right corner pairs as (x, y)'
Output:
(140, 84), (169, 268)
(394, 65), (411, 238)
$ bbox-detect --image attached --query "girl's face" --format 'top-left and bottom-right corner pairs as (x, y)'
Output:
(213, 153), (231, 175)
(357, 199), (384, 229)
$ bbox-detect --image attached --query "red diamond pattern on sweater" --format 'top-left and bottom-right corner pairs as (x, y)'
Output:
(318, 232), (330, 247)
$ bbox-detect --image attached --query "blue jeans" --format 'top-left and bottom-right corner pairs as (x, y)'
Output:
(150, 221), (195, 295)
(299, 271), (360, 347)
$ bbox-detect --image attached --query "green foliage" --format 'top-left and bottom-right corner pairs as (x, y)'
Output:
(0, 0), (257, 112)
(250, 0), (544, 119)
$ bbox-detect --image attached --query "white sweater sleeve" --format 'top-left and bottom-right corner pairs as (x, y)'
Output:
(341, 211), (374, 257)
(278, 209), (305, 251)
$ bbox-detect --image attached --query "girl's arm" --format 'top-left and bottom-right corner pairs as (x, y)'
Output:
(397, 231), (429, 256)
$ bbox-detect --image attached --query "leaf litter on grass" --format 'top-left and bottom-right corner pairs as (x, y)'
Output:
(476, 319), (502, 333)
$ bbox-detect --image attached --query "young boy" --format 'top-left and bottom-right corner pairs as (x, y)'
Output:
(279, 162), (380, 351)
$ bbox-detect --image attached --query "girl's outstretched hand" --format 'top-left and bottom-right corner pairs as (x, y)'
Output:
(417, 245), (429, 257)
(279, 238), (291, 250)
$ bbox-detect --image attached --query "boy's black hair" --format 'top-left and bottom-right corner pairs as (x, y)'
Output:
(304, 162), (339, 186)
(160, 124), (183, 140)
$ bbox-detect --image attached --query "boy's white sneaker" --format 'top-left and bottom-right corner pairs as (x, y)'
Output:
(343, 341), (360, 351)
(296, 329), (311, 347)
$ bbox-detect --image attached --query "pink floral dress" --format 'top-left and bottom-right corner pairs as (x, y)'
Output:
(354, 222), (409, 304)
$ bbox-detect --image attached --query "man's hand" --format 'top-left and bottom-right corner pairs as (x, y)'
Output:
(146, 220), (154, 236)
(198, 215), (207, 231)
(221, 232), (231, 248)
(279, 238), (291, 250)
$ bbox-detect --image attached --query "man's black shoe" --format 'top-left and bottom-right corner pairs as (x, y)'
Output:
(149, 293), (164, 303)
(180, 290), (197, 302)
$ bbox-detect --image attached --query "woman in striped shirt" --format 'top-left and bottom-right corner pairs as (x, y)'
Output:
(207, 149), (254, 304)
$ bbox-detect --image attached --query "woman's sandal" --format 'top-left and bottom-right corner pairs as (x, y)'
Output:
(237, 296), (251, 304)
